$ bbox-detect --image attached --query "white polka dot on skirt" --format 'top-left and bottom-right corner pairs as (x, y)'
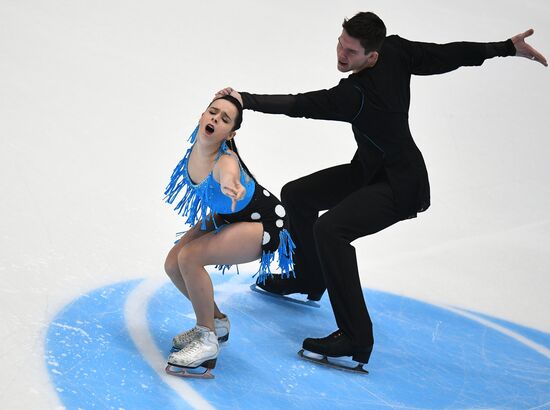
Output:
(275, 204), (286, 217)
(251, 212), (261, 220)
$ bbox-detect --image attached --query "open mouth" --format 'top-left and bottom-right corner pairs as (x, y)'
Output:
(205, 124), (215, 135)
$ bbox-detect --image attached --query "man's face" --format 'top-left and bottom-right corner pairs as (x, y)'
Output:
(336, 29), (375, 73)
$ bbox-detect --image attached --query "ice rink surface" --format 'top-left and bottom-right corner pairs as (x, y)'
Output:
(1, 0), (549, 408)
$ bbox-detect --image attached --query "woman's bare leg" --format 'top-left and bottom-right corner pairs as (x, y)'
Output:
(177, 222), (263, 330)
(164, 218), (224, 318)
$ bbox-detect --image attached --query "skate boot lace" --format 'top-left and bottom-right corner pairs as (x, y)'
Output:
(184, 340), (201, 355)
(173, 326), (200, 346)
(175, 334), (211, 361)
(171, 338), (196, 361)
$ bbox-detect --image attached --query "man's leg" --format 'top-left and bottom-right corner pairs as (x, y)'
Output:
(259, 164), (358, 299)
(306, 181), (400, 361)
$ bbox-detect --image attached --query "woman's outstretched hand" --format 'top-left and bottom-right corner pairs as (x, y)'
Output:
(221, 180), (246, 212)
(215, 87), (243, 106)
(511, 29), (548, 67)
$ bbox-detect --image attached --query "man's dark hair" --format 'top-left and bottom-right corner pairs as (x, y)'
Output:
(342, 12), (386, 54)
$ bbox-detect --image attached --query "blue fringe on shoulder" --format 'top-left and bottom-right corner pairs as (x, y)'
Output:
(163, 125), (228, 230)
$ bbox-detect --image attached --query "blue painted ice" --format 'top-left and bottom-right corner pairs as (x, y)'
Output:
(46, 274), (550, 409)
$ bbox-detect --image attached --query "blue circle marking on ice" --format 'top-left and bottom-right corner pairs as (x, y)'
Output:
(46, 275), (550, 409)
(45, 280), (189, 409)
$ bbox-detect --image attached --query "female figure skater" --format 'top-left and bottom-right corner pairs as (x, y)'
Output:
(163, 95), (295, 378)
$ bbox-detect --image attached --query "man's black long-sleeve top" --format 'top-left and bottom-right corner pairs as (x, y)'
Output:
(241, 35), (516, 220)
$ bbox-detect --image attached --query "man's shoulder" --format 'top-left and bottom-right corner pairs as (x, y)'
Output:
(386, 34), (401, 41)
(379, 35), (412, 61)
(383, 34), (406, 49)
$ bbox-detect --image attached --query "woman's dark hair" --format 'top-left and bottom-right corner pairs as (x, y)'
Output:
(210, 94), (255, 181)
(342, 12), (386, 53)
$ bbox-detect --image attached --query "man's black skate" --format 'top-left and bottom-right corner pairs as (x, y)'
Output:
(255, 274), (324, 301)
(298, 329), (372, 374)
(250, 274), (322, 308)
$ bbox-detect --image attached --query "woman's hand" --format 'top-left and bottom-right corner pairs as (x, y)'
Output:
(221, 179), (246, 212)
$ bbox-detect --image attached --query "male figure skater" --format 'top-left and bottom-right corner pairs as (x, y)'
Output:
(217, 11), (546, 369)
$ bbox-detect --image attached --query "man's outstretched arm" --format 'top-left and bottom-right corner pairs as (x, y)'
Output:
(401, 28), (546, 76)
(215, 80), (364, 124)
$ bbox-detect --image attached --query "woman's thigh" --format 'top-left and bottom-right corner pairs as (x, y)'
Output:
(165, 217), (218, 269)
(180, 221), (263, 267)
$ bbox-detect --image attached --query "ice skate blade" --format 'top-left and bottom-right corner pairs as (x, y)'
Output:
(249, 284), (320, 308)
(297, 349), (369, 374)
(165, 364), (215, 379)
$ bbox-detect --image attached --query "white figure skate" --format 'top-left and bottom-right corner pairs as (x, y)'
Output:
(166, 326), (219, 379)
(171, 315), (230, 352)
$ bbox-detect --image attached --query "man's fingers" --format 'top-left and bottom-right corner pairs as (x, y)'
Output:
(534, 51), (548, 66)
(523, 28), (534, 39)
(523, 43), (548, 66)
(532, 47), (548, 66)
(214, 87), (234, 98)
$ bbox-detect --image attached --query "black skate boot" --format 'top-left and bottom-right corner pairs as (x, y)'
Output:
(299, 329), (372, 373)
(256, 273), (323, 301)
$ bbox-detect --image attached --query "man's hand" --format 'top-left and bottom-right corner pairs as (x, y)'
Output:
(215, 87), (243, 106)
(511, 29), (548, 67)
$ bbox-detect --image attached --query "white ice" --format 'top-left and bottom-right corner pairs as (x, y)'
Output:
(1, 0), (549, 408)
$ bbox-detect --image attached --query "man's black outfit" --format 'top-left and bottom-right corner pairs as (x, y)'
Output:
(240, 36), (516, 360)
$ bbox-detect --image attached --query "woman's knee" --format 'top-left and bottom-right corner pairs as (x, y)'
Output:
(164, 252), (180, 278)
(176, 245), (202, 275)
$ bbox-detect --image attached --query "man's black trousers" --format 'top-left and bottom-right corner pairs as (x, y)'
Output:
(281, 163), (401, 348)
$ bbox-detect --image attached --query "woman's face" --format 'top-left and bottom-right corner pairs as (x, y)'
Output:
(198, 99), (238, 145)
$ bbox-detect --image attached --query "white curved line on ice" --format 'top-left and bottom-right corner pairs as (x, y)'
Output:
(124, 278), (215, 410)
(438, 304), (550, 359)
